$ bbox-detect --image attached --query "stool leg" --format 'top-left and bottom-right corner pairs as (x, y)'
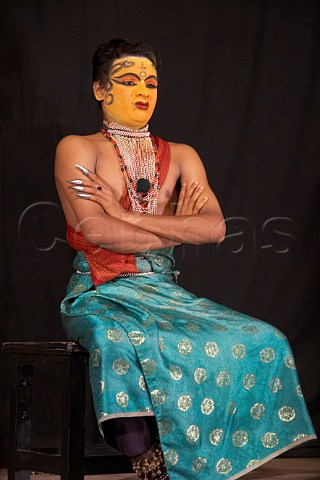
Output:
(8, 362), (33, 480)
(60, 354), (86, 480)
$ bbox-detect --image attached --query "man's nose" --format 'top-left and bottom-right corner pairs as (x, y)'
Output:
(135, 81), (149, 97)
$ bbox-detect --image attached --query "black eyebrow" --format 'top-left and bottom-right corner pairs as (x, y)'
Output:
(145, 75), (158, 81)
(112, 73), (140, 81)
(112, 73), (158, 82)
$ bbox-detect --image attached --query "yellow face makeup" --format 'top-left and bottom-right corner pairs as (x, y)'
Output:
(100, 56), (158, 129)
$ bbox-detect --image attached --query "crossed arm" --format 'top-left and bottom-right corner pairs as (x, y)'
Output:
(55, 137), (225, 253)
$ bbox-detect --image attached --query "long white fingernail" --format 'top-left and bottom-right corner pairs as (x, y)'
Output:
(76, 193), (91, 199)
(68, 179), (83, 185)
(71, 186), (84, 191)
(75, 164), (91, 175)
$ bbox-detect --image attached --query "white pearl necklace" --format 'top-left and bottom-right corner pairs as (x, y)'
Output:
(103, 122), (160, 214)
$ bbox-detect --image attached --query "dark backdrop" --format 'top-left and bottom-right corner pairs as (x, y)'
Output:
(1, 0), (319, 465)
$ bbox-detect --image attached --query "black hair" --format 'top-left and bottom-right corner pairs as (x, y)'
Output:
(92, 38), (161, 87)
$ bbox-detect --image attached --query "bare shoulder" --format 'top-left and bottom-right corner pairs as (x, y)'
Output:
(168, 141), (203, 166)
(169, 141), (200, 158)
(56, 133), (102, 155)
(168, 141), (210, 184)
(55, 133), (107, 171)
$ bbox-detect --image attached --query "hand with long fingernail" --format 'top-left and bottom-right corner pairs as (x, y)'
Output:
(67, 179), (83, 185)
(76, 193), (91, 199)
(75, 164), (92, 175)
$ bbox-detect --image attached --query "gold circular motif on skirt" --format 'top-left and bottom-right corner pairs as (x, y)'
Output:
(141, 358), (157, 376)
(242, 325), (260, 335)
(269, 377), (282, 393)
(185, 322), (200, 332)
(171, 290), (184, 297)
(284, 355), (296, 369)
(112, 358), (130, 375)
(294, 433), (308, 441)
(138, 375), (147, 391)
(158, 337), (166, 352)
(278, 406), (296, 422)
(192, 457), (207, 473)
(169, 365), (183, 380)
(209, 428), (224, 446)
(261, 432), (279, 448)
(274, 328), (286, 339)
(201, 397), (215, 415)
(211, 323), (228, 332)
(232, 430), (249, 447)
(128, 330), (145, 346)
(242, 374), (256, 390)
(228, 401), (237, 415)
(107, 328), (123, 342)
(91, 349), (100, 367)
(98, 380), (104, 396)
(139, 407), (152, 412)
(143, 284), (158, 292)
(177, 394), (192, 411)
(205, 341), (219, 357)
(98, 411), (108, 421)
(259, 347), (276, 363)
(116, 391), (129, 408)
(186, 425), (200, 443)
(164, 449), (179, 466)
(194, 368), (207, 384)
(296, 385), (303, 397)
(177, 339), (192, 355)
(247, 459), (259, 468)
(135, 292), (150, 301)
(151, 389), (166, 406)
(140, 315), (155, 327)
(197, 298), (212, 307)
(72, 283), (87, 295)
(250, 403), (266, 419)
(231, 343), (247, 360)
(216, 370), (231, 387)
(158, 420), (173, 436)
(216, 458), (233, 474)
(158, 320), (173, 330)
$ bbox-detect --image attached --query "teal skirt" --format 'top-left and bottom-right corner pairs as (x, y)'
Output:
(61, 248), (316, 480)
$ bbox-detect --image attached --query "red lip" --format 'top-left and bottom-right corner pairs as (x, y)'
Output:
(135, 102), (149, 110)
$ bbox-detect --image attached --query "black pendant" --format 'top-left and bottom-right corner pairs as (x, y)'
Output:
(136, 178), (150, 193)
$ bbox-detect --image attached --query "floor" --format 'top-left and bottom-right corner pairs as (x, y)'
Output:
(1, 458), (320, 479)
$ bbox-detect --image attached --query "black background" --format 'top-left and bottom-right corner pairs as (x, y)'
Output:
(1, 0), (320, 465)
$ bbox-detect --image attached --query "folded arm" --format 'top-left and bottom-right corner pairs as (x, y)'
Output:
(55, 135), (180, 253)
(126, 144), (226, 244)
(73, 143), (226, 245)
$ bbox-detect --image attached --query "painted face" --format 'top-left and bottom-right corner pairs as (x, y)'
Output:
(101, 56), (158, 128)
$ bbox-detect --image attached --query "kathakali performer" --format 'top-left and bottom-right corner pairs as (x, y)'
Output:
(55, 39), (316, 480)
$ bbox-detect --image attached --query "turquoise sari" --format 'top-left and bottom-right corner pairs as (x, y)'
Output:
(61, 247), (316, 480)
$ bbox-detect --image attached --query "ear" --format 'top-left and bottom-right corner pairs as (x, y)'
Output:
(93, 81), (105, 101)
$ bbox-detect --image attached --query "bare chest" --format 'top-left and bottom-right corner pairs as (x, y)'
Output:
(96, 144), (179, 215)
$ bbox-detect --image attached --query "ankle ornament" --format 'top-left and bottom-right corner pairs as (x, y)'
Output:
(131, 442), (168, 479)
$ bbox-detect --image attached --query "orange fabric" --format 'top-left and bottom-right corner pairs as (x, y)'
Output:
(67, 135), (171, 285)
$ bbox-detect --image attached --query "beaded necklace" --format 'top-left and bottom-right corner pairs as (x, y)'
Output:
(100, 122), (160, 214)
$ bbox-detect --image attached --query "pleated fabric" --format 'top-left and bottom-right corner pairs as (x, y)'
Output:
(61, 249), (316, 480)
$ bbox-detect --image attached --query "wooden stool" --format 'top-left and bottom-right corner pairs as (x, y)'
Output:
(2, 341), (132, 480)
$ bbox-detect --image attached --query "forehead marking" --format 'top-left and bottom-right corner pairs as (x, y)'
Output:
(111, 60), (135, 75)
(140, 71), (146, 78)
